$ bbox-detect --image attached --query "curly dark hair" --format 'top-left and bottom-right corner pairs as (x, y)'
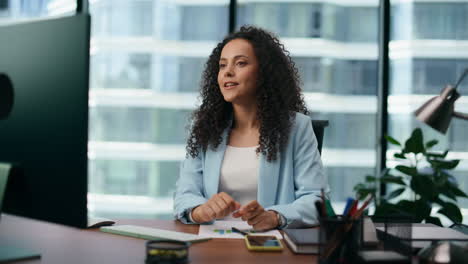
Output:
(186, 26), (309, 161)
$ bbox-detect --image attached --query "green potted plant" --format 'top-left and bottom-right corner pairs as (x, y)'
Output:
(354, 128), (467, 226)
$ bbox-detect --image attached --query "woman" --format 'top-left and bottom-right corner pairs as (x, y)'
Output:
(173, 26), (327, 230)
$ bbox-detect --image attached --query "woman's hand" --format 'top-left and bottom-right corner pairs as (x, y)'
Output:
(232, 200), (279, 231)
(192, 192), (241, 223)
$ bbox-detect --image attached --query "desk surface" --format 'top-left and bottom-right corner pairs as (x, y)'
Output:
(0, 214), (316, 264)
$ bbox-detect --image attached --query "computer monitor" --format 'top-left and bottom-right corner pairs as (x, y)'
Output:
(0, 14), (90, 228)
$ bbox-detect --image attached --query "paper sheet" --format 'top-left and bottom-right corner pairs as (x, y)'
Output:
(198, 220), (283, 239)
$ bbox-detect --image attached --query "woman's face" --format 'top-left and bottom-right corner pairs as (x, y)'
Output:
(217, 38), (259, 105)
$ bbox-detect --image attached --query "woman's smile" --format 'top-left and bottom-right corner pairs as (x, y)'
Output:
(223, 81), (239, 89)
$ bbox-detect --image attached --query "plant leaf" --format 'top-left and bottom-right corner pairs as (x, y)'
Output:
(425, 139), (438, 149)
(396, 200), (431, 222)
(426, 150), (448, 158)
(394, 153), (406, 159)
(438, 202), (463, 224)
(357, 188), (376, 201)
(387, 188), (405, 200)
(385, 135), (401, 146)
(354, 183), (376, 201)
(440, 188), (457, 201)
(451, 187), (468, 198)
(433, 197), (446, 207)
(365, 175), (376, 182)
(425, 216), (443, 227)
(414, 199), (433, 221)
(428, 159), (460, 170)
(434, 173), (448, 187)
(446, 182), (468, 198)
(354, 183), (366, 190)
(410, 175), (437, 201)
(403, 128), (425, 154)
(373, 202), (410, 219)
(381, 175), (406, 185)
(440, 171), (458, 185)
(395, 165), (418, 177)
(441, 150), (449, 158)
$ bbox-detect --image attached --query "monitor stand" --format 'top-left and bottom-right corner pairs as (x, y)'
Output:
(0, 163), (41, 262)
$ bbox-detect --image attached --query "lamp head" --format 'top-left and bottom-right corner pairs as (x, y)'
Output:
(415, 85), (460, 134)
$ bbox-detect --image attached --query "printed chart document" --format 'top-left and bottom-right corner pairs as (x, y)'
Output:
(198, 220), (282, 239)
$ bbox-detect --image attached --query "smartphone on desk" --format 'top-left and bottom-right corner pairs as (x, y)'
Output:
(244, 235), (283, 251)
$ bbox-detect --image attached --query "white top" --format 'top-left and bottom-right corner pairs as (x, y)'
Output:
(189, 145), (260, 223)
(219, 145), (260, 220)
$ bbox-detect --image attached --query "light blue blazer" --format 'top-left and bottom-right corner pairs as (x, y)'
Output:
(173, 112), (328, 228)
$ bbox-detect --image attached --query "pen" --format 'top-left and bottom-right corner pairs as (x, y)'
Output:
(325, 199), (336, 217)
(320, 188), (327, 217)
(347, 199), (359, 218)
(315, 201), (324, 218)
(353, 194), (373, 219)
(231, 227), (248, 236)
(342, 197), (354, 216)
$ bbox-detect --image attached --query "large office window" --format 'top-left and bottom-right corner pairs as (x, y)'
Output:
(88, 0), (229, 218)
(389, 0), (468, 210)
(237, 0), (379, 203)
(1, 0), (377, 214)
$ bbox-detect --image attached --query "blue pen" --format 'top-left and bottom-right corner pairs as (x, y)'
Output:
(342, 197), (354, 216)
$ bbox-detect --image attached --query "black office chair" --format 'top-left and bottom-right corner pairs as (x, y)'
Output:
(311, 120), (328, 154)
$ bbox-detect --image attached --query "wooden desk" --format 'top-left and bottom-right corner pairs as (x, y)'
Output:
(0, 214), (316, 264)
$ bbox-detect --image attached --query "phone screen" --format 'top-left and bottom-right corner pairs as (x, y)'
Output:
(246, 235), (281, 247)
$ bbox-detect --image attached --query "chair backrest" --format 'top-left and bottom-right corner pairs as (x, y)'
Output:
(311, 120), (329, 154)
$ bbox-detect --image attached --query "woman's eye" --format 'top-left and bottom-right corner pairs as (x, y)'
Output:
(237, 61), (247, 66)
(219, 64), (226, 68)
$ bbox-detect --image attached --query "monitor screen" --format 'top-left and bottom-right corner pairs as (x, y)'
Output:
(0, 14), (90, 228)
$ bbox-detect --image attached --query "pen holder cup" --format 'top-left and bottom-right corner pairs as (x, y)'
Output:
(318, 216), (363, 264)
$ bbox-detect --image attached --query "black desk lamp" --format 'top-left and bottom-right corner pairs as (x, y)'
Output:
(415, 68), (468, 134)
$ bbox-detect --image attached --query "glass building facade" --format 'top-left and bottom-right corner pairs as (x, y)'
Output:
(237, 0), (379, 205)
(388, 0), (468, 212)
(1, 0), (467, 220)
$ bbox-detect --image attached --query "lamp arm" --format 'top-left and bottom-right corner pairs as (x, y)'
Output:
(453, 68), (468, 90)
(453, 111), (468, 120)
